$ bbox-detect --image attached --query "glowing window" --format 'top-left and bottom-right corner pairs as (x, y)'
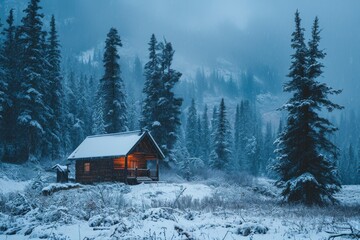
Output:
(84, 163), (90, 173)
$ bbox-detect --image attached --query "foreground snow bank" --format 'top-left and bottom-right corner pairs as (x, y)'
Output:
(0, 178), (359, 239)
(0, 177), (29, 194)
(125, 182), (213, 206)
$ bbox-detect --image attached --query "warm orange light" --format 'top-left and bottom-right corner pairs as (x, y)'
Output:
(84, 163), (90, 172)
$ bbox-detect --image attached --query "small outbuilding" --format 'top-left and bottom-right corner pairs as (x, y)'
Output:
(52, 164), (69, 183)
(68, 130), (164, 184)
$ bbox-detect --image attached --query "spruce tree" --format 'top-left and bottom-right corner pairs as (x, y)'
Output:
(186, 99), (198, 157)
(1, 10), (23, 162)
(156, 40), (183, 155)
(18, 0), (48, 161)
(141, 34), (160, 131)
(100, 27), (127, 133)
(263, 121), (274, 174)
(200, 104), (211, 163)
(0, 17), (6, 126)
(233, 104), (241, 170)
(210, 98), (232, 170)
(274, 12), (343, 205)
(141, 35), (182, 156)
(47, 15), (63, 160)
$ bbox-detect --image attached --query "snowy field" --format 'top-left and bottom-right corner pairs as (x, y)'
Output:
(0, 169), (359, 240)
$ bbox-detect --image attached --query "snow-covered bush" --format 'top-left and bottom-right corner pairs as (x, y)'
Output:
(4, 193), (32, 216)
(237, 222), (269, 236)
(88, 214), (120, 227)
(109, 222), (131, 239)
(142, 208), (178, 222)
(42, 206), (72, 224)
(42, 183), (81, 196)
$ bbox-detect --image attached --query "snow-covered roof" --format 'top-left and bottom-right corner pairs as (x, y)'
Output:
(52, 164), (68, 173)
(68, 130), (164, 160)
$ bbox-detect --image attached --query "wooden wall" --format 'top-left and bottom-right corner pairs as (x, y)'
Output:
(75, 155), (155, 183)
(76, 159), (116, 183)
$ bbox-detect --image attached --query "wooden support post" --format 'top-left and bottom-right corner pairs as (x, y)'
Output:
(135, 167), (138, 178)
(125, 156), (128, 184)
(156, 158), (159, 181)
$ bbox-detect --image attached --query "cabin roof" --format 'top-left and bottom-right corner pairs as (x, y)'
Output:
(67, 130), (165, 160)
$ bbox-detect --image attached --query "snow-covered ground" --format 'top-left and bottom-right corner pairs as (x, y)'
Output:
(0, 168), (359, 240)
(0, 177), (30, 194)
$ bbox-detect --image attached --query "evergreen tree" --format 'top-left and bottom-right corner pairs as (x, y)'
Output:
(141, 35), (182, 157)
(46, 15), (63, 160)
(210, 105), (218, 136)
(262, 121), (274, 175)
(274, 12), (343, 205)
(186, 99), (198, 157)
(133, 56), (143, 86)
(200, 104), (211, 163)
(0, 17), (7, 127)
(233, 104), (242, 170)
(17, 0), (48, 161)
(210, 98), (232, 170)
(100, 28), (127, 133)
(91, 88), (105, 135)
(141, 34), (160, 131)
(156, 40), (183, 155)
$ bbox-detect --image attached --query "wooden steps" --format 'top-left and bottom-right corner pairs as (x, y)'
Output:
(136, 176), (154, 183)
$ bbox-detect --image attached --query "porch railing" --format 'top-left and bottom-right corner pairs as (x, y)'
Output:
(113, 168), (158, 180)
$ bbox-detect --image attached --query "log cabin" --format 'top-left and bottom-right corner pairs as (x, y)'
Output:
(68, 130), (164, 184)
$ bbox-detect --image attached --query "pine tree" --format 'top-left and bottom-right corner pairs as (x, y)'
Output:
(100, 28), (127, 133)
(92, 88), (105, 135)
(1, 13), (21, 159)
(262, 121), (274, 175)
(141, 34), (160, 131)
(46, 15), (63, 160)
(210, 98), (232, 170)
(156, 40), (183, 155)
(133, 56), (143, 86)
(186, 99), (198, 157)
(273, 12), (343, 205)
(17, 0), (48, 161)
(200, 104), (211, 163)
(233, 104), (241, 170)
(0, 17), (7, 127)
(141, 35), (182, 157)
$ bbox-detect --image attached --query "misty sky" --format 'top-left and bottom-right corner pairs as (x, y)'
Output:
(2, 0), (360, 107)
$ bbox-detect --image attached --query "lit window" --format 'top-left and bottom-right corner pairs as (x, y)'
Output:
(84, 163), (90, 173)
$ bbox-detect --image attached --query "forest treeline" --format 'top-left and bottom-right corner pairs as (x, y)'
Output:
(0, 0), (358, 192)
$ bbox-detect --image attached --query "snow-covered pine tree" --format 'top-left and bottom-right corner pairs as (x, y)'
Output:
(156, 40), (183, 156)
(141, 35), (182, 157)
(186, 99), (199, 157)
(0, 17), (6, 127)
(210, 98), (232, 170)
(210, 105), (218, 136)
(273, 12), (343, 205)
(46, 15), (63, 160)
(91, 87), (105, 135)
(141, 34), (161, 132)
(100, 28), (127, 133)
(262, 121), (274, 175)
(200, 104), (211, 163)
(233, 104), (242, 170)
(133, 56), (143, 100)
(17, 0), (49, 161)
(66, 71), (84, 150)
(77, 74), (92, 136)
(1, 9), (24, 162)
